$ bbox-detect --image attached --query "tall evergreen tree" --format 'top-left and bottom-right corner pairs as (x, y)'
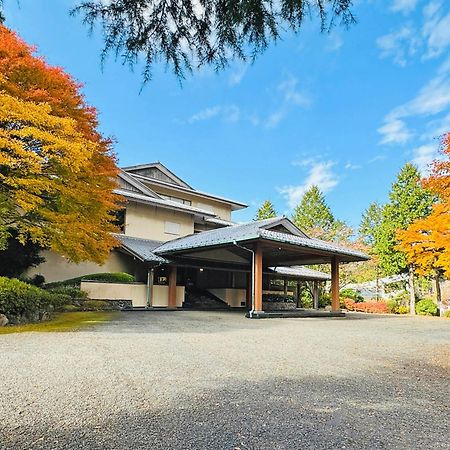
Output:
(255, 200), (277, 220)
(359, 202), (383, 247)
(292, 186), (335, 239)
(374, 163), (434, 314)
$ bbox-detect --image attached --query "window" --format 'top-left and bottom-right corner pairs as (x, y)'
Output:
(164, 221), (181, 235)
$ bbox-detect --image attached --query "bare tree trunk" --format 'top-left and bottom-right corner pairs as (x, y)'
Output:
(409, 265), (416, 315)
(435, 271), (442, 315)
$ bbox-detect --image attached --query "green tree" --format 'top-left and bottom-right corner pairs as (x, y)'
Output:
(292, 185), (336, 239)
(67, 0), (355, 82)
(374, 163), (434, 314)
(255, 200), (277, 220)
(359, 202), (383, 247)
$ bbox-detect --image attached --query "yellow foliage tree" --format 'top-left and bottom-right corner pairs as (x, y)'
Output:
(0, 25), (122, 264)
(0, 91), (120, 262)
(397, 134), (450, 302)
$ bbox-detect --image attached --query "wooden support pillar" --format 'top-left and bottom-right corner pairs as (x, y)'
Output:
(254, 243), (263, 312)
(331, 257), (340, 312)
(283, 277), (288, 295)
(168, 266), (177, 309)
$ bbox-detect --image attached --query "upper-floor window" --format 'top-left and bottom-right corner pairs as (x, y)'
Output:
(161, 194), (192, 206)
(164, 221), (181, 235)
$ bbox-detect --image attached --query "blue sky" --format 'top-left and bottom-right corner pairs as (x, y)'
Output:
(4, 0), (450, 227)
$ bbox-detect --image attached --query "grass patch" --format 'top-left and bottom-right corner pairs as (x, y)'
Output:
(0, 311), (118, 334)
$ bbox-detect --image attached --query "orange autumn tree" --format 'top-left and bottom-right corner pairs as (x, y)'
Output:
(397, 133), (450, 301)
(0, 25), (121, 263)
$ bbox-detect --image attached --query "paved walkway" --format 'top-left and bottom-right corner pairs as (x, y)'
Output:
(1, 311), (449, 449)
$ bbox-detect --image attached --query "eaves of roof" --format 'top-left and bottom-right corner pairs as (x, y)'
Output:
(115, 189), (217, 217)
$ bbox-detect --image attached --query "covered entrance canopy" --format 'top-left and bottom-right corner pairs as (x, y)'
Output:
(148, 217), (369, 317)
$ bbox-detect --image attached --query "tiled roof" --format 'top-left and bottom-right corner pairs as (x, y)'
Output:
(271, 266), (331, 281)
(258, 229), (368, 260)
(154, 217), (369, 262)
(115, 235), (168, 263)
(155, 217), (281, 253)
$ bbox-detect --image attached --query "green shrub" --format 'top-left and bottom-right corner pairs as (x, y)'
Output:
(319, 293), (331, 308)
(443, 310), (450, 318)
(339, 288), (364, 302)
(45, 272), (135, 289)
(386, 299), (399, 314)
(47, 286), (89, 302)
(415, 298), (438, 316)
(82, 300), (113, 311)
(0, 277), (70, 323)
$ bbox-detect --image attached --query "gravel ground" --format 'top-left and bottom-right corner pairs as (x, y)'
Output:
(1, 311), (449, 450)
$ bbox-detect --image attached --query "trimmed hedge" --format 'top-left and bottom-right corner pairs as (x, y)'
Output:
(0, 277), (70, 324)
(45, 272), (135, 289)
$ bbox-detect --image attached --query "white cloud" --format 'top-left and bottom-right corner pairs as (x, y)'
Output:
(378, 2), (450, 65)
(422, 1), (450, 59)
(391, 74), (450, 117)
(266, 110), (286, 128)
(278, 160), (338, 209)
(188, 106), (221, 123)
(421, 112), (450, 140)
(265, 74), (311, 128)
(345, 162), (362, 170)
(378, 118), (413, 144)
(376, 25), (419, 66)
(378, 58), (450, 145)
(278, 75), (311, 107)
(188, 105), (240, 123)
(229, 64), (248, 86)
(391, 0), (419, 14)
(411, 144), (438, 174)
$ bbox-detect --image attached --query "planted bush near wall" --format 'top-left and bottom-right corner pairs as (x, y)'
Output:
(45, 272), (135, 289)
(0, 277), (70, 324)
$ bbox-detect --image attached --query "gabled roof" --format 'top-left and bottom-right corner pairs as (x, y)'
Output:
(131, 173), (248, 211)
(154, 217), (369, 263)
(115, 189), (217, 217)
(154, 217), (286, 253)
(117, 170), (161, 198)
(122, 162), (193, 189)
(115, 235), (168, 263)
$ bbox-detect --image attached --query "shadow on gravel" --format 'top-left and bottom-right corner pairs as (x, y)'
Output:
(4, 360), (449, 450)
(81, 310), (388, 335)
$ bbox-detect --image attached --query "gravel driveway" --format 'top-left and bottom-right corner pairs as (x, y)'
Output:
(1, 311), (449, 450)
